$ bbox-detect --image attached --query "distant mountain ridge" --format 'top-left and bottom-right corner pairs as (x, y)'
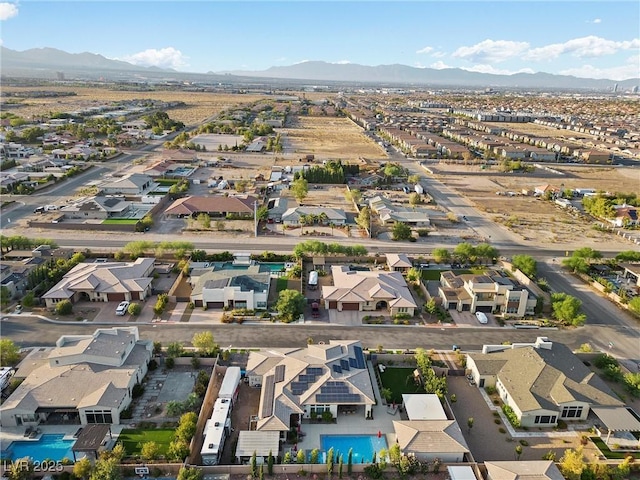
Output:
(222, 60), (639, 90)
(2, 47), (638, 90)
(0, 46), (175, 74)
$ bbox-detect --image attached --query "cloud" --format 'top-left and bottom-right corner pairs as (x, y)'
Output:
(121, 47), (188, 70)
(452, 39), (530, 63)
(293, 59), (310, 64)
(0, 2), (18, 21)
(431, 51), (446, 58)
(333, 60), (351, 64)
(416, 46), (434, 55)
(414, 62), (426, 69)
(526, 36), (640, 60)
(560, 55), (640, 80)
(430, 61), (453, 70)
(589, 18), (602, 24)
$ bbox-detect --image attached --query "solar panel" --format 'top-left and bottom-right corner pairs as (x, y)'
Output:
(340, 359), (350, 371)
(349, 358), (357, 368)
(332, 364), (342, 374)
(316, 393), (361, 403)
(307, 367), (323, 375)
(354, 346), (365, 369)
(261, 375), (275, 417)
(274, 365), (285, 383)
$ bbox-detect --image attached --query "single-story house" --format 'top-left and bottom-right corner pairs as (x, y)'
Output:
(393, 420), (470, 463)
(41, 258), (155, 307)
(0, 327), (152, 427)
(386, 253), (412, 273)
(164, 195), (257, 218)
(100, 173), (156, 196)
(466, 337), (623, 428)
(484, 461), (564, 480)
(190, 268), (270, 310)
(61, 196), (132, 220)
(281, 207), (346, 226)
(322, 265), (417, 316)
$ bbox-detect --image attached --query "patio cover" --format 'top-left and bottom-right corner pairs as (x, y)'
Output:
(72, 424), (112, 455)
(591, 406), (640, 432)
(402, 394), (447, 421)
(236, 430), (280, 459)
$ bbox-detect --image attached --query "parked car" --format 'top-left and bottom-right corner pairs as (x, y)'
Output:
(475, 312), (488, 324)
(115, 301), (130, 316)
(14, 305), (23, 314)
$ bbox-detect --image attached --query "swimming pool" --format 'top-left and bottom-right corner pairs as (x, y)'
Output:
(320, 434), (388, 464)
(212, 262), (285, 273)
(6, 434), (75, 463)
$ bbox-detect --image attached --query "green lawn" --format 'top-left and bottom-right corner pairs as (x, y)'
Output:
(590, 436), (640, 460)
(420, 268), (486, 281)
(276, 277), (289, 292)
(102, 219), (139, 225)
(118, 429), (175, 456)
(378, 367), (423, 404)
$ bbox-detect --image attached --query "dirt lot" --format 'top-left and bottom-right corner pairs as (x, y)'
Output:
(284, 116), (386, 160)
(429, 163), (639, 247)
(1, 86), (268, 126)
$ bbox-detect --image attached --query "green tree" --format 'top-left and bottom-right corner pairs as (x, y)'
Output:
(338, 455), (344, 478)
(128, 302), (141, 316)
(551, 293), (587, 326)
(327, 447), (334, 476)
(515, 444), (523, 460)
(275, 289), (306, 323)
(432, 247), (451, 264)
(408, 192), (421, 207)
(347, 448), (353, 474)
(141, 441), (160, 461)
(8, 458), (34, 480)
(197, 213), (211, 229)
(392, 221), (412, 241)
(73, 457), (93, 480)
(383, 163), (402, 178)
(406, 267), (420, 283)
(256, 205), (269, 221)
(296, 448), (306, 464)
(310, 448), (320, 464)
(572, 247), (602, 262)
(283, 452), (293, 464)
(563, 256), (589, 274)
(0, 286), (11, 306)
(345, 189), (362, 205)
(388, 443), (401, 465)
(356, 206), (371, 232)
(425, 298), (437, 315)
(251, 451), (258, 478)
(290, 178), (309, 203)
(0, 339), (21, 366)
(192, 331), (218, 356)
(407, 174), (420, 185)
(90, 457), (120, 480)
(177, 466), (203, 480)
(628, 296), (640, 315)
(55, 299), (73, 315)
(453, 242), (476, 264)
(268, 450), (274, 475)
(167, 341), (185, 358)
(559, 447), (586, 480)
(475, 243), (498, 264)
(623, 372), (640, 397)
(511, 254), (537, 278)
(381, 388), (393, 403)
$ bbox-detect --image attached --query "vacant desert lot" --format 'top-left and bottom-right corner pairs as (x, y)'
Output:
(431, 163), (639, 246)
(1, 86), (267, 126)
(285, 116), (386, 160)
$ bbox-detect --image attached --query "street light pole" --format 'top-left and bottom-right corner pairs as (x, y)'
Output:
(254, 201), (258, 238)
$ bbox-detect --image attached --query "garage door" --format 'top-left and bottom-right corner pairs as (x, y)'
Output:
(461, 304), (471, 311)
(131, 292), (140, 300)
(476, 305), (493, 313)
(206, 302), (224, 309)
(328, 301), (337, 309)
(194, 300), (203, 308)
(342, 303), (360, 311)
(109, 293), (126, 302)
(447, 302), (457, 310)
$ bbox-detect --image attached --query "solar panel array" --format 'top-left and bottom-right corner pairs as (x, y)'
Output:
(290, 367), (324, 396)
(322, 381), (349, 392)
(333, 364), (342, 374)
(306, 367), (323, 375)
(274, 365), (285, 383)
(349, 358), (357, 369)
(317, 393), (361, 403)
(340, 359), (350, 371)
(291, 381), (308, 396)
(353, 345), (366, 369)
(261, 375), (275, 418)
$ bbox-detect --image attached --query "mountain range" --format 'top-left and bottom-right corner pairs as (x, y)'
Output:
(2, 47), (638, 90)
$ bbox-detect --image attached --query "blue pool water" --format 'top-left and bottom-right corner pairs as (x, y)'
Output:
(213, 262), (285, 273)
(7, 434), (75, 463)
(320, 434), (388, 464)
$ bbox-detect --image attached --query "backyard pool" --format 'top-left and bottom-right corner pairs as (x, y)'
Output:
(6, 434), (75, 463)
(320, 434), (388, 464)
(212, 262), (286, 273)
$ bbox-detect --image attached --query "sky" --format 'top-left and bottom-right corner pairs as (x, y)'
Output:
(0, 1), (639, 80)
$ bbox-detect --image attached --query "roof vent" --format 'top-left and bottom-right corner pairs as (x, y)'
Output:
(214, 422), (220, 427)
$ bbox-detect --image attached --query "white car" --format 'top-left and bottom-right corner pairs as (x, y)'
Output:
(475, 311), (488, 324)
(115, 301), (130, 316)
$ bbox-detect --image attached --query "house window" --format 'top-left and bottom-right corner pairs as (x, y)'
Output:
(85, 409), (113, 424)
(397, 307), (408, 313)
(534, 415), (555, 424)
(256, 302), (267, 309)
(561, 406), (583, 418)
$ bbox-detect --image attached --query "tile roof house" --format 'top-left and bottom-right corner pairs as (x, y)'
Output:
(393, 420), (470, 462)
(322, 265), (417, 316)
(438, 271), (537, 317)
(246, 341), (375, 439)
(281, 207), (347, 226)
(368, 196), (430, 227)
(60, 196), (132, 220)
(0, 327), (152, 427)
(99, 173), (156, 196)
(386, 253), (413, 272)
(467, 338), (623, 428)
(41, 258), (155, 307)
(484, 460), (565, 480)
(608, 204), (638, 227)
(164, 195), (257, 218)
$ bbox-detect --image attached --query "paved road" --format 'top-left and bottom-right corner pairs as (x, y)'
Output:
(2, 315), (636, 363)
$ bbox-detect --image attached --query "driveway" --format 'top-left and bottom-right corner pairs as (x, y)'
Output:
(449, 310), (498, 327)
